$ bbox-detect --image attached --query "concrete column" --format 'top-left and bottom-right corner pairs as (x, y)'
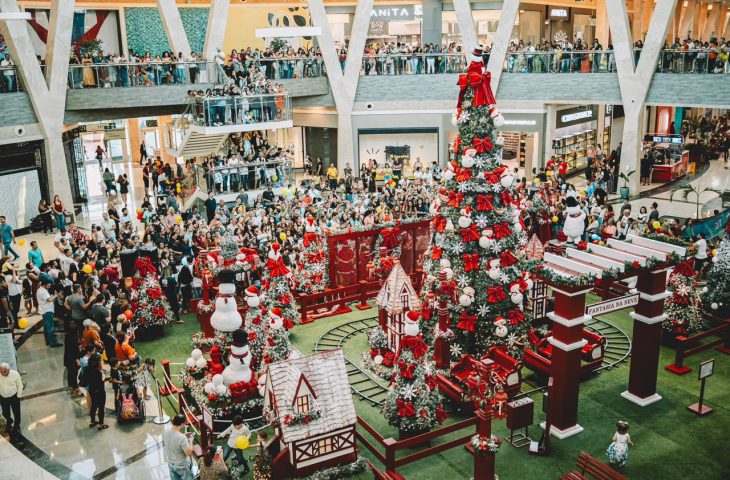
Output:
(543, 104), (556, 170)
(0, 0), (74, 209)
(485, 0), (519, 95)
(204, 0), (230, 61)
(453, 0), (477, 56)
(421, 0), (443, 46)
(128, 118), (142, 164)
(157, 0), (192, 57)
(678, 0), (697, 38)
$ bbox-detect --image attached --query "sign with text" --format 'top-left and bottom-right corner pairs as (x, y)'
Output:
(643, 134), (683, 145)
(549, 7), (570, 20)
(370, 5), (415, 21)
(586, 293), (639, 316)
(556, 105), (598, 128)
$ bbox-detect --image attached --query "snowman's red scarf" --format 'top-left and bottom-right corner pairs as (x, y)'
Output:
(230, 350), (250, 363)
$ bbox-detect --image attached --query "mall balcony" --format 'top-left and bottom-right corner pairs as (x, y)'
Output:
(164, 92), (293, 159)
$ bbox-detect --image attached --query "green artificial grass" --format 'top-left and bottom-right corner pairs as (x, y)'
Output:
(136, 300), (730, 480)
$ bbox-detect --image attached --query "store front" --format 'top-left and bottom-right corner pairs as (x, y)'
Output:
(328, 4), (424, 47)
(551, 105), (599, 174)
(80, 121), (129, 165)
(358, 128), (438, 180)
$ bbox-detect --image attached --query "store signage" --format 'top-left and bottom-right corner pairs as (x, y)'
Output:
(370, 5), (415, 21)
(82, 122), (116, 133)
(643, 134), (683, 144)
(503, 119), (538, 126)
(145, 119), (158, 128)
(105, 129), (127, 140)
(586, 293), (639, 316)
(556, 105), (598, 128)
(549, 7), (570, 20)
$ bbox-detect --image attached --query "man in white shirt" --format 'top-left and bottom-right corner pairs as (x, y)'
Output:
(1, 54), (15, 92)
(54, 228), (72, 249)
(37, 278), (61, 347)
(0, 362), (23, 435)
(694, 233), (708, 273)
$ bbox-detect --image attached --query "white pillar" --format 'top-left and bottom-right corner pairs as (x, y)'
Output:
(485, 0), (520, 94)
(157, 0), (192, 57)
(543, 104), (556, 171)
(204, 0), (230, 61)
(453, 0), (477, 56)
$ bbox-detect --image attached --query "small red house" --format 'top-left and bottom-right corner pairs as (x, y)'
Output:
(375, 260), (422, 352)
(263, 349), (357, 477)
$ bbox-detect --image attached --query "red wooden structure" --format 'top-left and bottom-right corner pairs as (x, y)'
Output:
(665, 319), (730, 374)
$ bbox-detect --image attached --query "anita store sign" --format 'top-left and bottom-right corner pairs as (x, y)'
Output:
(370, 5), (421, 21)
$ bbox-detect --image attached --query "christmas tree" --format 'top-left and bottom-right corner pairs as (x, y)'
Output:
(220, 229), (240, 263)
(383, 311), (447, 434)
(130, 257), (173, 328)
(663, 261), (704, 336)
(702, 240), (730, 318)
(293, 216), (328, 294)
(422, 48), (531, 359)
(244, 285), (267, 372)
(259, 307), (293, 370)
(252, 443), (272, 480)
(262, 243), (300, 327)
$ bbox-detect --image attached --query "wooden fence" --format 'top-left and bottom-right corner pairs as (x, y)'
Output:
(665, 319), (730, 374)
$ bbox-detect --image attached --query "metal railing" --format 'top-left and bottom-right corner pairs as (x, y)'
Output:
(504, 50), (617, 73)
(188, 92), (291, 127)
(655, 48), (730, 74)
(249, 56), (326, 79)
(67, 61), (229, 89)
(360, 53), (468, 75)
(202, 160), (293, 194)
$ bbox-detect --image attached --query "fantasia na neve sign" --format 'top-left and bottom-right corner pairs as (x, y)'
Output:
(586, 293), (639, 316)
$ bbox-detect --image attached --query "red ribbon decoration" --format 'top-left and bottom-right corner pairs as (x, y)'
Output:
(456, 167), (473, 182)
(501, 190), (513, 206)
(148, 287), (163, 300)
(466, 374), (488, 396)
(152, 306), (166, 318)
(134, 257), (157, 277)
(266, 257), (290, 277)
(476, 194), (494, 211)
(456, 65), (497, 109)
(400, 335), (428, 359)
(397, 399), (416, 417)
(303, 232), (319, 247)
(398, 361), (416, 379)
(460, 224), (480, 243)
(473, 137), (493, 153)
(493, 222), (511, 239)
(488, 286), (507, 303)
(447, 191), (464, 208)
(499, 250), (517, 267)
(432, 215), (447, 233)
(439, 280), (458, 298)
(485, 172), (499, 184)
(381, 227), (401, 249)
(456, 312), (477, 332)
(382, 351), (395, 367)
(431, 246), (443, 261)
(462, 253), (480, 272)
(435, 403), (448, 423)
(452, 136), (462, 153)
(507, 309), (526, 325)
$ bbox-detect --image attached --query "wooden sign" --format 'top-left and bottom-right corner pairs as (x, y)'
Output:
(586, 293), (639, 316)
(202, 405), (214, 431)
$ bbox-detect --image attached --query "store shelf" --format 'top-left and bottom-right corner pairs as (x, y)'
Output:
(552, 129), (596, 171)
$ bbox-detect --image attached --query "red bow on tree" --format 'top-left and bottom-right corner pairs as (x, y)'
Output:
(135, 257), (157, 277)
(277, 295), (291, 305)
(485, 172), (499, 184)
(452, 136), (462, 153)
(501, 190), (513, 206)
(462, 253), (480, 272)
(432, 215), (447, 233)
(382, 351), (395, 367)
(152, 306), (166, 317)
(528, 329), (540, 346)
(248, 331), (257, 342)
(398, 361), (416, 379)
(456, 167), (473, 182)
(266, 257), (290, 277)
(473, 137), (493, 153)
(382, 227), (401, 249)
(460, 224), (480, 243)
(493, 222), (511, 239)
(380, 256), (395, 272)
(499, 250), (517, 267)
(303, 232), (319, 247)
(396, 399), (416, 417)
(438, 280), (458, 298)
(456, 312), (477, 332)
(456, 67), (497, 109)
(507, 309), (526, 325)
(435, 403), (448, 423)
(488, 286), (507, 303)
(476, 194), (494, 211)
(148, 287), (163, 300)
(425, 375), (437, 391)
(447, 191), (464, 207)
(431, 246), (443, 261)
(307, 251), (325, 263)
(401, 336), (428, 359)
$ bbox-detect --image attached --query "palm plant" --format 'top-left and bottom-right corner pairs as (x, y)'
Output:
(669, 182), (721, 219)
(618, 169), (635, 199)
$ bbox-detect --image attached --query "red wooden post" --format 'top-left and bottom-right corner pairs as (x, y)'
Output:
(472, 408), (495, 480)
(665, 336), (691, 374)
(383, 437), (397, 473)
(356, 280), (372, 310)
(300, 295), (311, 324)
(545, 287), (591, 438)
(623, 268), (669, 406)
(159, 359), (180, 396)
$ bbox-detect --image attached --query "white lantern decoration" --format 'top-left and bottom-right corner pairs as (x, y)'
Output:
(195, 357), (208, 369)
(191, 349), (203, 360)
(212, 374), (224, 385)
(216, 384), (228, 395)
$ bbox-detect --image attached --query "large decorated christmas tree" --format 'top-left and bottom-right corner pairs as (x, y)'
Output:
(261, 242), (300, 328)
(663, 261), (704, 336)
(130, 257), (173, 328)
(422, 47), (531, 360)
(292, 216), (328, 294)
(702, 240), (729, 318)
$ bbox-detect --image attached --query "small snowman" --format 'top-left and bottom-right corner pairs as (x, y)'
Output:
(489, 106), (505, 128)
(500, 167), (515, 189)
(210, 269), (243, 332)
(443, 161), (457, 182)
(494, 317), (508, 338)
(509, 283), (524, 305)
(429, 199), (441, 215)
(404, 311), (420, 337)
(461, 147), (477, 169)
(487, 258), (501, 281)
(521, 272), (534, 291)
(440, 258), (454, 280)
(222, 329), (253, 386)
(458, 208), (472, 229)
(269, 307), (284, 330)
(459, 286), (476, 307)
(245, 285), (260, 308)
(479, 228), (495, 249)
(257, 373), (267, 397)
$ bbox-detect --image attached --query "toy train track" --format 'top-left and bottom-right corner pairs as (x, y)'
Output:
(585, 316), (632, 371)
(313, 317), (389, 407)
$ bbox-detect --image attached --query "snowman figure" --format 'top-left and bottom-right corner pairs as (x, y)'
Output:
(521, 272), (534, 291)
(222, 329), (253, 385)
(244, 285), (260, 308)
(429, 199), (442, 215)
(461, 147), (477, 169)
(458, 208), (472, 229)
(563, 196), (586, 244)
(509, 283), (524, 305)
(404, 311), (420, 337)
(479, 228), (495, 249)
(443, 161), (457, 182)
(487, 258), (501, 281)
(494, 317), (508, 338)
(459, 286), (476, 307)
(210, 269), (243, 332)
(440, 258), (454, 280)
(499, 167), (515, 189)
(257, 373), (267, 397)
(269, 307), (284, 330)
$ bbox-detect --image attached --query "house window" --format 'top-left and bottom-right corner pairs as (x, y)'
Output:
(318, 437), (334, 454)
(295, 394), (310, 414)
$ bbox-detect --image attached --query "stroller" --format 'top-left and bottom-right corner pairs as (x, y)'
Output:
(116, 376), (146, 424)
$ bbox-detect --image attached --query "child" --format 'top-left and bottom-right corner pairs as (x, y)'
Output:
(218, 415), (251, 474)
(108, 359), (124, 411)
(606, 420), (633, 467)
(21, 276), (33, 317)
(136, 358), (155, 400)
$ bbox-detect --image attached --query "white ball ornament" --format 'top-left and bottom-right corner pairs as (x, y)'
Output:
(712, 256), (718, 263)
(711, 302), (719, 310)
(374, 354), (384, 365)
(500, 172), (514, 188)
(195, 357), (208, 369)
(444, 267), (454, 280)
(216, 384), (228, 395)
(702, 287), (709, 293)
(212, 374), (224, 386)
(458, 215), (471, 229)
(459, 294), (473, 307)
(511, 292), (524, 305)
(185, 357), (196, 368)
(203, 382), (215, 394)
(191, 349), (203, 360)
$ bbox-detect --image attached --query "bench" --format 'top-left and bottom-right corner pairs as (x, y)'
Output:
(481, 346), (523, 397)
(560, 451), (628, 480)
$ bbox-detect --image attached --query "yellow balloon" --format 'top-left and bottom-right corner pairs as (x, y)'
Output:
(652, 221), (661, 229)
(533, 179), (541, 186)
(235, 435), (249, 450)
(176, 215), (183, 224)
(279, 233), (287, 241)
(17, 239), (25, 246)
(546, 170), (553, 177)
(552, 216), (559, 223)
(82, 264), (92, 274)
(578, 190), (586, 197)
(712, 249), (718, 256)
(18, 317), (28, 329)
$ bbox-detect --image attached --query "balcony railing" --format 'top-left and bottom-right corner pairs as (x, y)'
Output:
(188, 93), (292, 127)
(246, 56), (326, 79)
(201, 160), (293, 194)
(67, 61), (229, 89)
(360, 53), (468, 75)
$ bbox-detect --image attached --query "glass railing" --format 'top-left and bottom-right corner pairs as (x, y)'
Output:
(67, 61), (229, 89)
(247, 56), (326, 79)
(655, 49), (730, 74)
(504, 50), (617, 73)
(201, 159), (293, 194)
(188, 93), (291, 127)
(0, 66), (20, 92)
(360, 53), (468, 75)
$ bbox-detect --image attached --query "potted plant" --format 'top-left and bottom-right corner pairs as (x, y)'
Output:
(618, 170), (635, 200)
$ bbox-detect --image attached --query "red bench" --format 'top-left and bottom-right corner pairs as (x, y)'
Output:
(436, 355), (493, 411)
(481, 347), (523, 398)
(523, 329), (606, 377)
(560, 451), (627, 480)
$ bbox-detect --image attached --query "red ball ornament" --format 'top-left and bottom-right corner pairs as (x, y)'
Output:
(208, 393), (218, 401)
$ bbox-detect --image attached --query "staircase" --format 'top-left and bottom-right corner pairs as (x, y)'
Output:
(167, 128), (229, 158)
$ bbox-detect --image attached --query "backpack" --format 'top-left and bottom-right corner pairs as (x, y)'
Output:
(119, 393), (139, 419)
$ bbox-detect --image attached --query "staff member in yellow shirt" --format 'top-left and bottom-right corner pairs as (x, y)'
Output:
(0, 362), (23, 437)
(326, 164), (338, 191)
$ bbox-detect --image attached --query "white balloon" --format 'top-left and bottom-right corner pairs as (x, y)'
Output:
(185, 357), (196, 368)
(511, 292), (524, 305)
(203, 382), (215, 394)
(374, 354), (384, 365)
(212, 374), (224, 385)
(196, 357), (208, 369)
(711, 302), (719, 310)
(440, 258), (452, 269)
(493, 114), (505, 128)
(444, 267), (454, 280)
(216, 384), (228, 395)
(191, 348), (203, 360)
